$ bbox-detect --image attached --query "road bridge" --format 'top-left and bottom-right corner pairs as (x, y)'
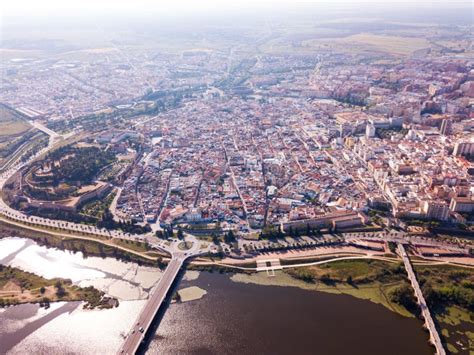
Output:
(118, 255), (185, 354)
(398, 243), (446, 355)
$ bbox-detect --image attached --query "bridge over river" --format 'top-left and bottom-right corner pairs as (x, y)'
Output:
(118, 255), (184, 355)
(398, 243), (446, 355)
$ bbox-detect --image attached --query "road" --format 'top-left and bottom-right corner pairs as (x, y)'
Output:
(118, 256), (185, 355)
(345, 232), (469, 254)
(28, 120), (60, 143)
(0, 130), (176, 256)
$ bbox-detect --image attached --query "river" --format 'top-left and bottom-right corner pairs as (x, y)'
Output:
(0, 237), (434, 354)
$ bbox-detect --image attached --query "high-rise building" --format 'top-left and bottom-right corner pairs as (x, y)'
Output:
(449, 197), (474, 213)
(422, 200), (449, 221)
(440, 118), (452, 136)
(453, 142), (474, 157)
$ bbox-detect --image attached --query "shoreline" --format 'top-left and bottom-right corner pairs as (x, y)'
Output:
(0, 264), (118, 310)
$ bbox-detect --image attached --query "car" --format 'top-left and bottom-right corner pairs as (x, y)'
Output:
(139, 327), (144, 333)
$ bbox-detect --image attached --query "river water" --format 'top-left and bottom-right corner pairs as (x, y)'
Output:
(146, 272), (433, 355)
(0, 237), (434, 355)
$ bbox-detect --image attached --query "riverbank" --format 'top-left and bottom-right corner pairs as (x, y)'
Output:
(147, 271), (433, 355)
(0, 220), (165, 267)
(230, 258), (474, 353)
(0, 265), (117, 309)
(413, 264), (474, 353)
(231, 259), (414, 317)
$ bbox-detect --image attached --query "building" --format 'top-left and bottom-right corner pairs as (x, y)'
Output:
(440, 119), (453, 136)
(282, 210), (365, 232)
(421, 200), (449, 221)
(366, 124), (376, 138)
(453, 142), (474, 157)
(449, 197), (474, 213)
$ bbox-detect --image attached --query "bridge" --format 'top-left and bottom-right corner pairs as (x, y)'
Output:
(397, 243), (446, 355)
(118, 255), (185, 355)
(29, 120), (60, 141)
(117, 236), (207, 355)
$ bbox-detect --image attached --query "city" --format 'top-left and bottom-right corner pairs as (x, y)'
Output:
(0, 1), (473, 354)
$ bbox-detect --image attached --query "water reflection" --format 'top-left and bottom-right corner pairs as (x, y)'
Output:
(0, 237), (162, 300)
(146, 272), (434, 355)
(0, 238), (434, 355)
(0, 237), (161, 354)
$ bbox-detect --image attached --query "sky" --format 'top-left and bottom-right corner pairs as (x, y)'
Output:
(2, 0), (471, 18)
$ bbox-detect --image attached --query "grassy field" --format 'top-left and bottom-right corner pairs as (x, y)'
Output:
(288, 259), (406, 283)
(303, 33), (430, 56)
(0, 105), (31, 137)
(0, 265), (116, 309)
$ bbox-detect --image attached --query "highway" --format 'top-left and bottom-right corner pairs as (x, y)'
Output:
(118, 255), (185, 355)
(398, 244), (446, 355)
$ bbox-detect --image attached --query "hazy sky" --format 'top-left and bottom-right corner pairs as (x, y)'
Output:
(2, 0), (471, 18)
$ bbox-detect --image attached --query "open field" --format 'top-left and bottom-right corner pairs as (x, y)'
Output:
(303, 33), (431, 56)
(0, 105), (44, 169)
(0, 105), (31, 137)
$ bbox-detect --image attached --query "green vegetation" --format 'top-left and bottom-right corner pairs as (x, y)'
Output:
(387, 241), (397, 254)
(415, 264), (474, 353)
(232, 267), (413, 317)
(415, 265), (474, 312)
(377, 127), (409, 140)
(280, 260), (416, 316)
(97, 210), (152, 234)
(287, 259), (406, 285)
(45, 145), (115, 185)
(80, 191), (116, 219)
(187, 263), (256, 274)
(0, 265), (117, 309)
(388, 283), (419, 314)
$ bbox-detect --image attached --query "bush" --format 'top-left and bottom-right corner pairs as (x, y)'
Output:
(389, 283), (419, 312)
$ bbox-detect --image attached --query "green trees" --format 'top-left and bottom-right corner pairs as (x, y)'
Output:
(212, 233), (220, 245)
(46, 145), (115, 185)
(97, 211), (151, 234)
(389, 283), (418, 312)
(55, 281), (67, 298)
(288, 268), (315, 283)
(156, 257), (165, 270)
(224, 230), (236, 244)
